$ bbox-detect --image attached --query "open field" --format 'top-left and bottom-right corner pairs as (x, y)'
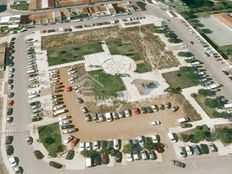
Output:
(42, 25), (179, 69)
(47, 41), (103, 66)
(38, 123), (64, 156)
(88, 70), (126, 97)
(162, 67), (199, 89)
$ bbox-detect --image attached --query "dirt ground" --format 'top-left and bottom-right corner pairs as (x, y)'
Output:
(51, 67), (201, 144)
(214, 13), (232, 29)
(41, 25), (179, 70)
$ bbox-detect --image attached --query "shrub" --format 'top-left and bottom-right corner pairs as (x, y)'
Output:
(178, 51), (193, 57)
(204, 98), (218, 108)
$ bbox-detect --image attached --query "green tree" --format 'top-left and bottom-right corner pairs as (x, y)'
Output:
(216, 127), (232, 143)
(181, 134), (190, 142)
(178, 51), (193, 57)
(122, 144), (134, 154)
(144, 138), (155, 151)
(204, 98), (218, 108)
(80, 150), (97, 158)
(202, 28), (213, 34)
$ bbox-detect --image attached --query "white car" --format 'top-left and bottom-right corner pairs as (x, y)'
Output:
(151, 120), (161, 126)
(81, 107), (88, 113)
(124, 110), (131, 117)
(58, 115), (71, 121)
(92, 141), (100, 150)
(126, 153), (133, 162)
(85, 142), (92, 150)
(185, 146), (193, 155)
(9, 157), (17, 167)
(79, 142), (85, 151)
(63, 135), (74, 144)
(151, 105), (158, 112)
(59, 119), (71, 126)
(68, 70), (77, 75)
(151, 133), (158, 143)
(113, 139), (120, 150)
(137, 136), (145, 147)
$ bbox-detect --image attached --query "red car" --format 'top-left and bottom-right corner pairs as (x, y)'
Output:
(66, 86), (73, 92)
(8, 100), (14, 107)
(133, 108), (140, 115)
(71, 137), (79, 147)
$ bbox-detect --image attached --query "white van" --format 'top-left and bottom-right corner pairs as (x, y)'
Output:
(177, 117), (190, 123)
(105, 112), (113, 122)
(168, 132), (177, 143)
(53, 109), (65, 116)
(86, 158), (92, 167)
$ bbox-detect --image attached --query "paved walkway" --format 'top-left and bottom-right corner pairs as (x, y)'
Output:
(49, 60), (86, 70)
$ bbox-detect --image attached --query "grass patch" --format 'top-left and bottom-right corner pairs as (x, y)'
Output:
(219, 45), (232, 60)
(162, 67), (199, 89)
(47, 41), (103, 66)
(10, 2), (29, 10)
(88, 70), (126, 97)
(195, 94), (216, 118)
(106, 39), (142, 61)
(38, 123), (63, 156)
(135, 63), (152, 73)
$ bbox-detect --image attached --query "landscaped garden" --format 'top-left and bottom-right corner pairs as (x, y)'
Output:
(88, 70), (126, 97)
(47, 41), (103, 66)
(38, 123), (64, 156)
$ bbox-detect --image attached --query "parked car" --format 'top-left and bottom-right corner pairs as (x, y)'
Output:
(81, 106), (88, 113)
(113, 139), (120, 150)
(59, 119), (72, 126)
(84, 114), (91, 122)
(171, 106), (179, 112)
(60, 124), (74, 130)
(209, 143), (217, 152)
(137, 136), (145, 147)
(126, 153), (133, 162)
(79, 142), (85, 151)
(133, 108), (140, 115)
(25, 136), (33, 145)
(165, 102), (171, 109)
(177, 146), (187, 158)
(151, 133), (158, 143)
(124, 110), (131, 117)
(149, 151), (157, 160)
(192, 145), (201, 155)
(7, 108), (13, 115)
(58, 115), (71, 121)
(151, 105), (158, 112)
(141, 150), (149, 160)
(133, 151), (140, 160)
(172, 160), (186, 168)
(9, 157), (18, 167)
(49, 161), (63, 169)
(34, 150), (44, 159)
(200, 144), (209, 154)
(151, 120), (161, 126)
(85, 142), (92, 151)
(185, 146), (193, 155)
(66, 150), (75, 160)
(115, 151), (122, 163)
(63, 135), (74, 144)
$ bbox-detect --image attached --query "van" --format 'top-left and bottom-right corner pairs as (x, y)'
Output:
(168, 132), (177, 143)
(53, 109), (65, 116)
(86, 158), (92, 167)
(105, 112), (113, 122)
(177, 117), (190, 123)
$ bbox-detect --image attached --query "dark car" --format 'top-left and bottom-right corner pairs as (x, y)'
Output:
(7, 108), (13, 115)
(32, 117), (42, 122)
(200, 144), (209, 154)
(180, 123), (193, 128)
(115, 151), (122, 163)
(146, 106), (153, 113)
(192, 145), (201, 155)
(60, 124), (75, 129)
(6, 145), (14, 155)
(172, 160), (186, 168)
(8, 92), (14, 98)
(140, 107), (147, 114)
(5, 135), (13, 145)
(49, 161), (63, 169)
(93, 154), (102, 166)
(34, 150), (44, 159)
(66, 150), (75, 160)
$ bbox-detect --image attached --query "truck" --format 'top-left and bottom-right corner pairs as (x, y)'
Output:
(207, 83), (220, 90)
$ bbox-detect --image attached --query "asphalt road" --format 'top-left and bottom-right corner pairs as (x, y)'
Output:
(3, 3), (232, 174)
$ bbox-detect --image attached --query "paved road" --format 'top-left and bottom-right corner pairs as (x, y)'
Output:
(3, 2), (232, 174)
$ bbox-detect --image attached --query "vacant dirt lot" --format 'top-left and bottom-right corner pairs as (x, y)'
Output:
(42, 25), (179, 70)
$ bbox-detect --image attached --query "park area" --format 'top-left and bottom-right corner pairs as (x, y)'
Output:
(162, 67), (199, 89)
(88, 70), (126, 97)
(42, 25), (179, 69)
(38, 123), (64, 156)
(47, 41), (103, 66)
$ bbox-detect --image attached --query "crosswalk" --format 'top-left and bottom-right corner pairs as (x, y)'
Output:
(1, 125), (30, 135)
